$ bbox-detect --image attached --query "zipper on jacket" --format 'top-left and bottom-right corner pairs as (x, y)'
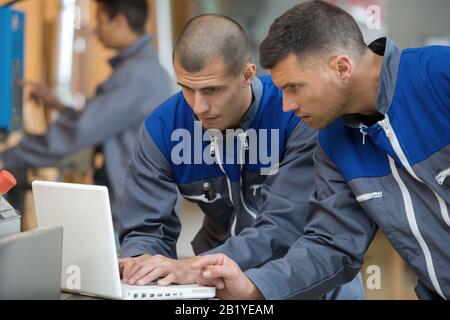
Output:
(238, 132), (258, 221)
(379, 117), (450, 228)
(436, 168), (450, 186)
(239, 132), (250, 151)
(359, 123), (369, 145)
(210, 136), (237, 236)
(210, 132), (260, 237)
(250, 184), (263, 196)
(380, 116), (447, 299)
(356, 192), (383, 203)
(210, 136), (234, 205)
(210, 137), (218, 157)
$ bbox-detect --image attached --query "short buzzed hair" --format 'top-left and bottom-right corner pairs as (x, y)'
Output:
(260, 0), (367, 69)
(173, 14), (251, 76)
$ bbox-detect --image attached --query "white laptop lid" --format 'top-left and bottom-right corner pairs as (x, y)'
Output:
(32, 181), (123, 299)
(32, 181), (216, 300)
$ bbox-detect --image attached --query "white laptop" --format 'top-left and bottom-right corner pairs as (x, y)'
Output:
(32, 181), (216, 300)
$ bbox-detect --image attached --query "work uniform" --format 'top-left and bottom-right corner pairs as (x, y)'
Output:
(245, 38), (450, 300)
(119, 75), (364, 299)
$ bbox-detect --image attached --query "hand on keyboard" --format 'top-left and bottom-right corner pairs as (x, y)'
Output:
(118, 254), (203, 286)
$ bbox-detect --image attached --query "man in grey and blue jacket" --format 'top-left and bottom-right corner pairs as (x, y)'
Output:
(0, 0), (172, 228)
(194, 1), (450, 300)
(118, 14), (363, 300)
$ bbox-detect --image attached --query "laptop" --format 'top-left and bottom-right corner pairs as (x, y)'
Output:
(32, 181), (216, 300)
(0, 227), (63, 300)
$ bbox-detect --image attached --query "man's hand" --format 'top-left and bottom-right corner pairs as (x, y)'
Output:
(192, 254), (264, 300)
(21, 80), (65, 112)
(118, 254), (202, 286)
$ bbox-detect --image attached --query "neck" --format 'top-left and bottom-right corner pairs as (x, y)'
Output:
(116, 32), (142, 51)
(231, 84), (254, 130)
(346, 49), (384, 116)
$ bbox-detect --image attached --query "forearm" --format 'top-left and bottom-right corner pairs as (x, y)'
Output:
(0, 134), (66, 170)
(119, 236), (176, 258)
(205, 215), (300, 270)
(119, 127), (181, 259)
(245, 236), (361, 300)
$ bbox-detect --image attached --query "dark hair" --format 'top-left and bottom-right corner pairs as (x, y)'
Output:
(95, 0), (148, 33)
(173, 14), (251, 76)
(260, 0), (367, 69)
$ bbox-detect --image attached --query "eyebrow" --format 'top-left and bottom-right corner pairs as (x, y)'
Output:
(177, 82), (192, 90)
(280, 82), (300, 90)
(177, 83), (224, 91)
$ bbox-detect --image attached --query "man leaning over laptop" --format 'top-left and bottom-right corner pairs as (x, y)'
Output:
(117, 14), (364, 300)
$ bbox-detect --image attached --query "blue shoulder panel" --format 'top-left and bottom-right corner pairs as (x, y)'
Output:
(387, 46), (450, 166)
(319, 119), (392, 181)
(319, 45), (450, 182)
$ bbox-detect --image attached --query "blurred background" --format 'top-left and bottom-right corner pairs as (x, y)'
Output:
(1, 0), (449, 300)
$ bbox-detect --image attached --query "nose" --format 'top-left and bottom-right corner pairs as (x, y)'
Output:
(192, 91), (210, 115)
(282, 97), (300, 113)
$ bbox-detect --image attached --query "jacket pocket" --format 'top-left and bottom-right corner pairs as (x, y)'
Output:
(356, 192), (383, 203)
(181, 193), (222, 204)
(180, 187), (233, 227)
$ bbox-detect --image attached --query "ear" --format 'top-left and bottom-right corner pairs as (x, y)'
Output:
(242, 63), (257, 87)
(114, 13), (129, 30)
(329, 55), (353, 80)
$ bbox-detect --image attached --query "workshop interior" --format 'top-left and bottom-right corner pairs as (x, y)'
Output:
(0, 0), (449, 301)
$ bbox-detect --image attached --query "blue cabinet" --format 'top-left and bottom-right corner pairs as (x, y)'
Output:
(0, 7), (24, 132)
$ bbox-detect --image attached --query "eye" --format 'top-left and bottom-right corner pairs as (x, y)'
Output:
(284, 84), (302, 95)
(284, 85), (297, 94)
(203, 87), (221, 94)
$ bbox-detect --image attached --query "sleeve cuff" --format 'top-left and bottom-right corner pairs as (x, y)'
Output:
(119, 241), (172, 259)
(245, 268), (273, 300)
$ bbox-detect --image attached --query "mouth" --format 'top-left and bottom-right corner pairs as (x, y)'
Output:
(199, 116), (219, 123)
(297, 114), (312, 122)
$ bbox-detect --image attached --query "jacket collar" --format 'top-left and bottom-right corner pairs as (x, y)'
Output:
(343, 37), (403, 128)
(238, 76), (263, 131)
(108, 33), (152, 68)
(375, 37), (402, 115)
